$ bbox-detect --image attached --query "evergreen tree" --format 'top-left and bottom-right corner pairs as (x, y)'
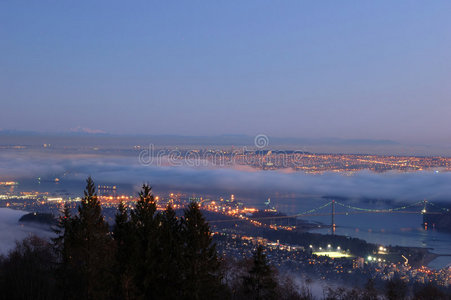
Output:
(53, 203), (73, 265)
(113, 201), (130, 264)
(155, 204), (184, 299)
(52, 203), (77, 298)
(131, 184), (157, 230)
(242, 246), (278, 300)
(129, 184), (159, 298)
(113, 201), (136, 300)
(181, 202), (223, 299)
(70, 177), (114, 300)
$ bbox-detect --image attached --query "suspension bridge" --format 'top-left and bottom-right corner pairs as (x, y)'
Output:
(296, 199), (449, 233)
(208, 199), (450, 232)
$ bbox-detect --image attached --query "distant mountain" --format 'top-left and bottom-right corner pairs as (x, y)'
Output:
(69, 127), (108, 135)
(0, 129), (109, 137)
(264, 137), (399, 146)
(0, 130), (399, 147)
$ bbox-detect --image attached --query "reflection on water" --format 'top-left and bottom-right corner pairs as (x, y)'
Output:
(313, 224), (451, 269)
(271, 196), (451, 269)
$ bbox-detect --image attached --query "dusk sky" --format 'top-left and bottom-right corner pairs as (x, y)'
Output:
(1, 1), (451, 144)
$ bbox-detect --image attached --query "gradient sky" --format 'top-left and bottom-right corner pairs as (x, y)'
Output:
(1, 1), (451, 144)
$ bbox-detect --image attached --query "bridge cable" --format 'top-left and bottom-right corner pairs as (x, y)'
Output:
(334, 200), (424, 213)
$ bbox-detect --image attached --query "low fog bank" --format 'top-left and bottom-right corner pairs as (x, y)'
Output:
(286, 272), (354, 300)
(0, 208), (54, 255)
(1, 151), (451, 203)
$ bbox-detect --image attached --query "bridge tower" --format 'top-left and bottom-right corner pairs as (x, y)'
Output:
(331, 200), (336, 234)
(422, 199), (428, 230)
(421, 199), (428, 214)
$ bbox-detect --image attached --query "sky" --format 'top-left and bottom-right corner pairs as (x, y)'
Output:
(1, 1), (451, 145)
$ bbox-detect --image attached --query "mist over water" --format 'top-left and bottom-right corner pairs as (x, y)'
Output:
(0, 208), (53, 254)
(2, 149), (451, 203)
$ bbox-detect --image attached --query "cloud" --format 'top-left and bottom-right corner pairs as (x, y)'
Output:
(1, 150), (451, 203)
